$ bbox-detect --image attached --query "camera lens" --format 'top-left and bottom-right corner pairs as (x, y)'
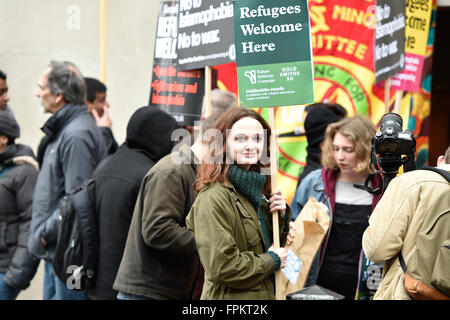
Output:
(380, 113), (403, 135)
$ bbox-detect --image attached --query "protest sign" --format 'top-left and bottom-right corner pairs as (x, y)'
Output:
(388, 0), (433, 92)
(149, 1), (205, 126)
(176, 0), (236, 71)
(233, 0), (314, 108)
(374, 0), (406, 83)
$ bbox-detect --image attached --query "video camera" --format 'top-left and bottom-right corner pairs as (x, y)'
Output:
(372, 113), (416, 180)
(354, 113), (416, 195)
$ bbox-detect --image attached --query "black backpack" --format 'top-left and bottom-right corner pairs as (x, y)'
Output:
(52, 179), (98, 291)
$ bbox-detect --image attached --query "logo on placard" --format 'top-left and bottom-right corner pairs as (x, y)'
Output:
(244, 70), (257, 84)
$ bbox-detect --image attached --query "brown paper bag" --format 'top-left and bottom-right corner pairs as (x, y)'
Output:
(276, 197), (330, 300)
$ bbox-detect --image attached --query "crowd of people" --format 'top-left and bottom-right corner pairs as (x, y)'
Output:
(0, 61), (448, 301)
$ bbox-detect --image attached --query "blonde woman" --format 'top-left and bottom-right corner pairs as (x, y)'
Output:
(290, 115), (383, 300)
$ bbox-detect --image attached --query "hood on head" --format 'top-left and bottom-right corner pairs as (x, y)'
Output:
(125, 106), (179, 162)
(0, 109), (20, 140)
(305, 106), (341, 148)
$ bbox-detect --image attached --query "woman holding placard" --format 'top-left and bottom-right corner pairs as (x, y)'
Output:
(290, 115), (383, 300)
(186, 107), (295, 300)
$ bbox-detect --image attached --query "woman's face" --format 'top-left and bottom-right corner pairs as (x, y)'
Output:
(227, 117), (265, 167)
(332, 132), (359, 174)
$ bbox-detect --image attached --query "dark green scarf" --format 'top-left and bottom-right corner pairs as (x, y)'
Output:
(228, 165), (271, 250)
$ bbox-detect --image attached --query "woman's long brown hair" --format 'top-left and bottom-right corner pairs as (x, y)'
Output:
(194, 107), (272, 194)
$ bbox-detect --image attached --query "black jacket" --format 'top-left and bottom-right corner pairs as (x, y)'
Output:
(86, 107), (178, 300)
(0, 144), (40, 289)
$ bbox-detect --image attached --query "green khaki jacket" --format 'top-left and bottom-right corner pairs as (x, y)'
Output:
(113, 144), (200, 299)
(186, 181), (291, 300)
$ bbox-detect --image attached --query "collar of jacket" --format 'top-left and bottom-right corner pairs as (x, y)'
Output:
(41, 104), (88, 140)
(0, 143), (35, 164)
(0, 143), (38, 173)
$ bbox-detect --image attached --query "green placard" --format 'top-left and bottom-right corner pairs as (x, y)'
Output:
(233, 0), (314, 108)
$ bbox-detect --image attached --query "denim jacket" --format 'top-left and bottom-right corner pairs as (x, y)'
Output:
(290, 168), (383, 300)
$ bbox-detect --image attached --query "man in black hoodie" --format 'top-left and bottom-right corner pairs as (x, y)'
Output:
(85, 106), (178, 300)
(296, 103), (347, 188)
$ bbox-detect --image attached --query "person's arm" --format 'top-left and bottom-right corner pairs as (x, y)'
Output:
(188, 188), (276, 290)
(4, 164), (40, 289)
(362, 176), (412, 262)
(140, 168), (197, 255)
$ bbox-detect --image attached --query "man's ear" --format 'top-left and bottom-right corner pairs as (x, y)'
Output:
(0, 134), (8, 145)
(437, 155), (445, 167)
(55, 93), (65, 106)
(0, 134), (8, 152)
(85, 100), (93, 112)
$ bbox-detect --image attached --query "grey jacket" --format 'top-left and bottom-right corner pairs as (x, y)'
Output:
(28, 104), (106, 261)
(0, 144), (40, 289)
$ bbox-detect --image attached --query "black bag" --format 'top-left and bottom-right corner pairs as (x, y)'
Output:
(52, 179), (98, 291)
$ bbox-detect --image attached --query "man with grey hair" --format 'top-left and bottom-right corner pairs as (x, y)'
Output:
(28, 61), (106, 300)
(207, 88), (237, 116)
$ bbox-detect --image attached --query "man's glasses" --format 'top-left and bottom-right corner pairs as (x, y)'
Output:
(0, 88), (8, 96)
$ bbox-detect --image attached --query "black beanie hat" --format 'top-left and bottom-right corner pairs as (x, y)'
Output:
(304, 105), (341, 148)
(0, 110), (20, 140)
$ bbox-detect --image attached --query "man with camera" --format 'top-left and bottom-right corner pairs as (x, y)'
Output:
(362, 145), (450, 299)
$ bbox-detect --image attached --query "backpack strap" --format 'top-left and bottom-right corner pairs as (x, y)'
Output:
(421, 166), (450, 183)
(399, 251), (407, 273)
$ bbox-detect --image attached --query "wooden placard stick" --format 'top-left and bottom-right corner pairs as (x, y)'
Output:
(269, 107), (286, 300)
(394, 90), (403, 114)
(268, 107), (280, 249)
(204, 66), (212, 118)
(384, 78), (390, 114)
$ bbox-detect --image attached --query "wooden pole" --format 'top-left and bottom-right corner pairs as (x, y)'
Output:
(204, 66), (212, 118)
(100, 0), (107, 83)
(268, 108), (280, 249)
(394, 90), (403, 114)
(384, 78), (390, 114)
(269, 107), (284, 300)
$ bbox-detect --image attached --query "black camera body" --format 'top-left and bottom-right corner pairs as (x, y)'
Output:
(372, 113), (416, 178)
(354, 113), (416, 196)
